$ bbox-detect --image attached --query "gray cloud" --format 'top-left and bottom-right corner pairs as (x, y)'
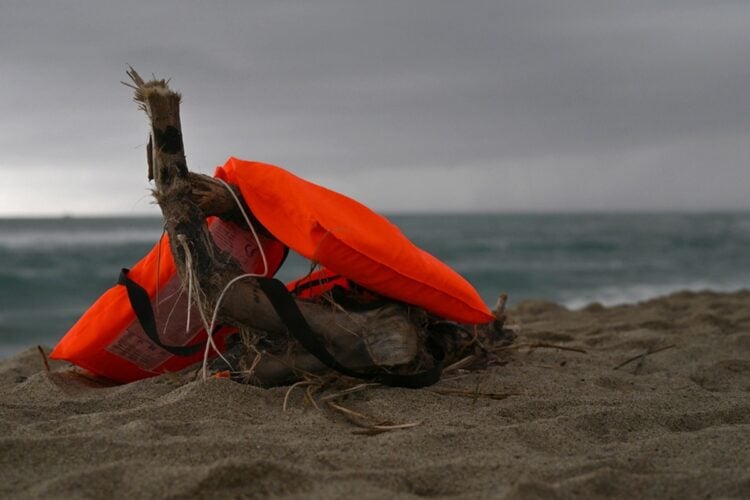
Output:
(1, 0), (748, 214)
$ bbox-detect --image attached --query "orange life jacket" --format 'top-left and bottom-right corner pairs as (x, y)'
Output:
(52, 157), (493, 383)
(216, 157), (494, 325)
(49, 165), (288, 383)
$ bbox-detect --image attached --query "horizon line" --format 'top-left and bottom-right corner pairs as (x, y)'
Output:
(1, 208), (750, 219)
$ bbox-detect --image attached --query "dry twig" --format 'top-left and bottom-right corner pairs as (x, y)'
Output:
(493, 342), (587, 355)
(37, 345), (51, 373)
(613, 344), (676, 370)
(283, 380), (317, 412)
(428, 387), (517, 401)
(318, 382), (381, 402)
(326, 401), (421, 435)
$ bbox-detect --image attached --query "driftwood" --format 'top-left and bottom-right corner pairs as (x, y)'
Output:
(126, 68), (510, 386)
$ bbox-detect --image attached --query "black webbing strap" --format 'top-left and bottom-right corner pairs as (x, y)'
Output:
(118, 268), (206, 357)
(257, 277), (444, 388)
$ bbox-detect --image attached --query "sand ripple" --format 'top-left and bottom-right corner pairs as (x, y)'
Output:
(1, 290), (749, 498)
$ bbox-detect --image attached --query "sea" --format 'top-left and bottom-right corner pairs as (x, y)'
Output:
(1, 213), (749, 358)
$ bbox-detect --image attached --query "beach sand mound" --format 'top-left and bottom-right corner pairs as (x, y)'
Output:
(1, 290), (749, 499)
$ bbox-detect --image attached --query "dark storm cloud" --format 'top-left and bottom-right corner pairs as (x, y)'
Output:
(1, 0), (748, 214)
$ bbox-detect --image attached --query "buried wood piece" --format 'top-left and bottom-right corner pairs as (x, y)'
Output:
(126, 67), (510, 386)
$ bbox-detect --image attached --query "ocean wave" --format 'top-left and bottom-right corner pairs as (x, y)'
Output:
(1, 213), (748, 359)
(561, 282), (750, 310)
(0, 228), (162, 250)
(735, 216), (750, 235)
(456, 257), (631, 273)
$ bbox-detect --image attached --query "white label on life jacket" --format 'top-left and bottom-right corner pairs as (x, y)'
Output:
(210, 218), (270, 276)
(106, 220), (266, 371)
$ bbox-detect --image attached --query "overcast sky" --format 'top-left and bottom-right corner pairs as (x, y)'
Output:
(1, 1), (748, 215)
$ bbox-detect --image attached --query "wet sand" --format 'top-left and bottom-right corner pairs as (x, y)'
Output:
(2, 290), (749, 498)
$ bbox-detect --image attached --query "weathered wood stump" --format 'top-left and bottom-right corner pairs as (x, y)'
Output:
(126, 68), (511, 386)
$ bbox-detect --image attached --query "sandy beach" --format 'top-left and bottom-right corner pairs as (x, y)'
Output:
(1, 290), (749, 498)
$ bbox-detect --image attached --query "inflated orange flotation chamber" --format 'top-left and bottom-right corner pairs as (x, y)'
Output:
(216, 157), (494, 324)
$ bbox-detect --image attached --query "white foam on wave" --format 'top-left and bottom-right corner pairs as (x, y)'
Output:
(561, 281), (750, 310)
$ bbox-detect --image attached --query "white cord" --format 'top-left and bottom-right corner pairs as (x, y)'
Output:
(217, 178), (269, 278)
(185, 250), (193, 336)
(200, 178), (271, 379)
